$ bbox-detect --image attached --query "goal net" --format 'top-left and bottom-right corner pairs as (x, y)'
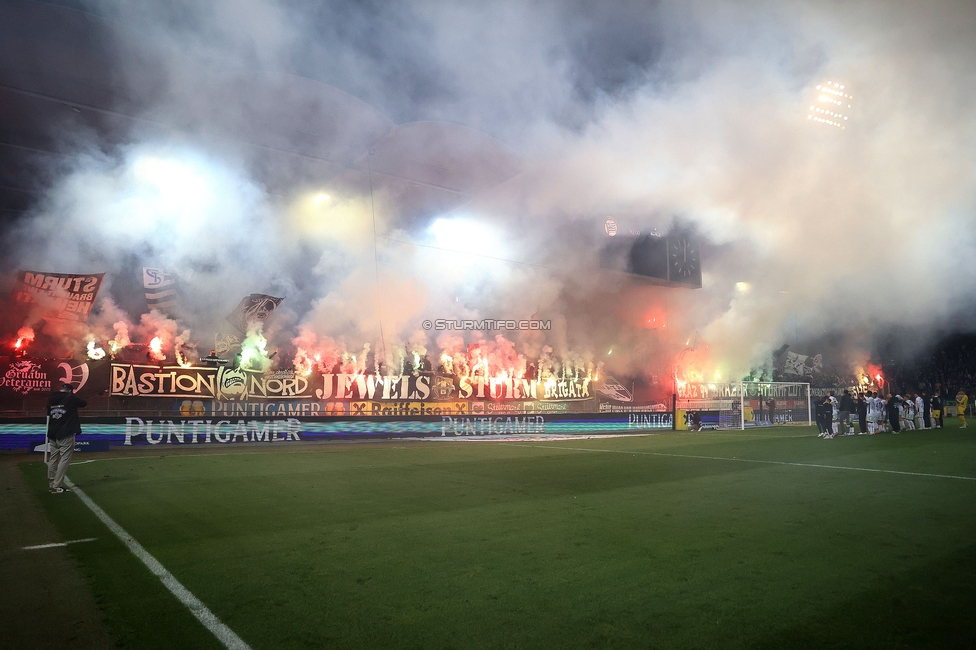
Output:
(677, 382), (811, 430)
(738, 382), (811, 429)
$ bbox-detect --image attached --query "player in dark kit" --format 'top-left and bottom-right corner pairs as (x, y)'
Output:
(886, 395), (902, 433)
(922, 390), (932, 429)
(47, 381), (87, 493)
(931, 393), (943, 428)
(817, 397), (833, 438)
(856, 393), (868, 434)
(838, 390), (855, 435)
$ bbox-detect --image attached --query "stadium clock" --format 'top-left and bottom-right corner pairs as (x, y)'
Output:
(668, 235), (701, 285)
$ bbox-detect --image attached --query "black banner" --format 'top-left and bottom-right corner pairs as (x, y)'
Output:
(13, 271), (105, 322)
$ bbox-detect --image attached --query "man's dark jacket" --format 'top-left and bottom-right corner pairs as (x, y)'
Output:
(839, 394), (855, 411)
(47, 390), (87, 441)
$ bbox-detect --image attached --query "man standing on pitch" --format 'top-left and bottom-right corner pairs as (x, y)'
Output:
(886, 394), (902, 433)
(956, 389), (969, 429)
(47, 381), (86, 493)
(856, 392), (868, 434)
(817, 396), (834, 438)
(838, 390), (855, 436)
(931, 392), (943, 428)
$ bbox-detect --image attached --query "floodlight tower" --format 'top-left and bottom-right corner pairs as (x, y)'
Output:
(807, 80), (852, 129)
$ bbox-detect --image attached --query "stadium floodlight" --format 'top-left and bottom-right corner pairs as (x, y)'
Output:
(806, 80), (852, 129)
(427, 216), (504, 256)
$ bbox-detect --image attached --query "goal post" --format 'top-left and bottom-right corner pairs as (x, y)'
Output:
(737, 381), (811, 429)
(676, 381), (812, 430)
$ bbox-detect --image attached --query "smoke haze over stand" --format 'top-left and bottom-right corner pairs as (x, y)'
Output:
(1, 0), (975, 383)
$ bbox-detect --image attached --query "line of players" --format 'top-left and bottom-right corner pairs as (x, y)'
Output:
(815, 390), (950, 438)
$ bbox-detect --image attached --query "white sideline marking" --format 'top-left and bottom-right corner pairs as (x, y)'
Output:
(504, 444), (976, 482)
(683, 431), (814, 438)
(64, 478), (251, 650)
(71, 448), (330, 466)
(23, 537), (97, 550)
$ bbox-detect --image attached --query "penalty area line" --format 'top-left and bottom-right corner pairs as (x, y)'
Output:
(64, 478), (251, 650)
(502, 444), (976, 482)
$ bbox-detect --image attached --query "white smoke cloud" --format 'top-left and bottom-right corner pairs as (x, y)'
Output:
(4, 0), (975, 381)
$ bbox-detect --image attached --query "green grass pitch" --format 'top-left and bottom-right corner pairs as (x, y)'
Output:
(22, 423), (976, 649)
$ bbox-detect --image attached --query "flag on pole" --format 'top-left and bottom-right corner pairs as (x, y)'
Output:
(226, 294), (283, 333)
(13, 271), (105, 322)
(783, 351), (822, 376)
(143, 267), (178, 313)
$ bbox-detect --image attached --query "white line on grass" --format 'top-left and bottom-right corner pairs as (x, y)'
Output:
(71, 452), (249, 465)
(64, 477), (251, 650)
(503, 443), (976, 482)
(23, 537), (97, 550)
(70, 446), (354, 466)
(683, 431), (815, 438)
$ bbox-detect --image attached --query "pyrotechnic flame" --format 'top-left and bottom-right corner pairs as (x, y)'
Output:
(439, 352), (453, 374)
(858, 364), (885, 389)
(149, 336), (165, 361)
(175, 347), (192, 368)
(172, 330), (195, 368)
(287, 334), (603, 387)
(86, 338), (106, 360)
(14, 326), (35, 351)
(293, 347), (314, 376)
(240, 327), (271, 371)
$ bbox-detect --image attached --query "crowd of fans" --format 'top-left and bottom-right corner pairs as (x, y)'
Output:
(814, 388), (969, 439)
(779, 335), (976, 409)
(879, 333), (976, 400)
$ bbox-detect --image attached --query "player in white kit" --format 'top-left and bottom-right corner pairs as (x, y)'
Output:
(828, 392), (839, 435)
(877, 392), (889, 433)
(901, 397), (916, 430)
(866, 392), (882, 434)
(914, 394), (926, 430)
